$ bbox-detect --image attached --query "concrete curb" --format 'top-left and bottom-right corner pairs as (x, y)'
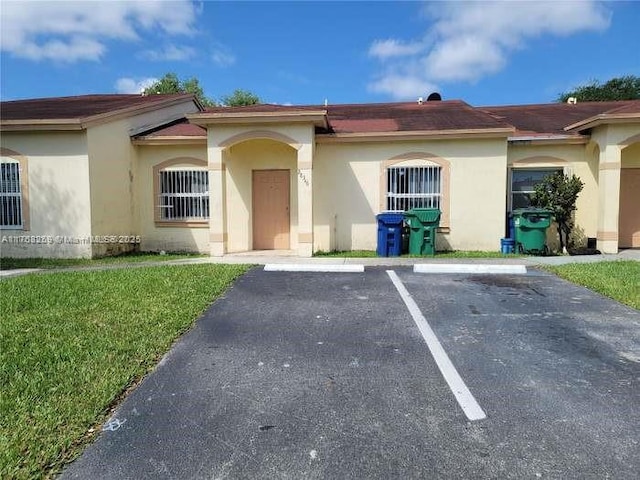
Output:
(264, 264), (365, 273)
(414, 264), (528, 274)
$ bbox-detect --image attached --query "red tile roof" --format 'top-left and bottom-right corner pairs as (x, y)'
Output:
(323, 100), (511, 133)
(149, 99), (640, 139)
(202, 100), (513, 134)
(481, 100), (640, 136)
(1, 93), (195, 121)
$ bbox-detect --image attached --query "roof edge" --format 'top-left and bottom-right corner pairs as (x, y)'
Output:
(132, 136), (207, 146)
(316, 127), (514, 143)
(1, 94), (199, 131)
(564, 112), (640, 132)
(187, 110), (328, 128)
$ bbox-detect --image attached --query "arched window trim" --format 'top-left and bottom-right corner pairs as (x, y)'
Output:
(153, 157), (209, 228)
(380, 152), (450, 229)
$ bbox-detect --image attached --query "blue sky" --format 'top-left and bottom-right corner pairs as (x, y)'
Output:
(1, 0), (639, 106)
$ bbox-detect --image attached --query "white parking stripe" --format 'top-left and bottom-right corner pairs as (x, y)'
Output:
(264, 264), (364, 273)
(386, 270), (487, 421)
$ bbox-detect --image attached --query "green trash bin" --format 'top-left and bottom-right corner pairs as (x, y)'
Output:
(512, 208), (552, 255)
(405, 208), (441, 255)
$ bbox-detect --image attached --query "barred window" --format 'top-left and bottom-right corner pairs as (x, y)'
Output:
(386, 165), (441, 211)
(158, 170), (209, 221)
(0, 160), (23, 228)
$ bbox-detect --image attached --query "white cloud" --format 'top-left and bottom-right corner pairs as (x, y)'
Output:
(368, 73), (438, 100)
(0, 0), (198, 62)
(211, 44), (235, 67)
(140, 44), (197, 61)
(368, 1), (611, 99)
(369, 39), (424, 59)
(114, 77), (159, 94)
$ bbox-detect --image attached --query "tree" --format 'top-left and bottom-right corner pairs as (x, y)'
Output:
(143, 72), (215, 107)
(531, 171), (584, 253)
(557, 75), (640, 102)
(220, 89), (261, 106)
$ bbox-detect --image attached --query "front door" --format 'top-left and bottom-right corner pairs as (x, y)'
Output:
(619, 168), (640, 248)
(253, 170), (290, 250)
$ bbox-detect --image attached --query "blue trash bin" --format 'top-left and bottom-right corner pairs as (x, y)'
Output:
(500, 238), (515, 254)
(376, 212), (404, 257)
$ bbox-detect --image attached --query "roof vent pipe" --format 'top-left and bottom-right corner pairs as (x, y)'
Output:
(567, 97), (578, 105)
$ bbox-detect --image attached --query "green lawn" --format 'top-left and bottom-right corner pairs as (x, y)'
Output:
(0, 252), (207, 270)
(547, 261), (640, 310)
(0, 264), (249, 479)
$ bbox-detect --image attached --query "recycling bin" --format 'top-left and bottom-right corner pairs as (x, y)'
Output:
(376, 212), (405, 257)
(405, 208), (441, 255)
(512, 208), (552, 255)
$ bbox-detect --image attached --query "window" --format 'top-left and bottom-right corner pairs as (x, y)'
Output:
(510, 168), (562, 210)
(158, 170), (209, 221)
(386, 165), (442, 211)
(0, 160), (23, 228)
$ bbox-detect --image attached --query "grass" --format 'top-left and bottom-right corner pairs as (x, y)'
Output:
(314, 250), (378, 258)
(0, 263), (250, 479)
(547, 261), (640, 310)
(0, 252), (206, 270)
(314, 249), (523, 258)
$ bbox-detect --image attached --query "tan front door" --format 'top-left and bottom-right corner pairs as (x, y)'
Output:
(253, 170), (290, 249)
(619, 168), (640, 248)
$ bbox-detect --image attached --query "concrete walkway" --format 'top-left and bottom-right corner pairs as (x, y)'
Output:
(1, 249), (638, 279)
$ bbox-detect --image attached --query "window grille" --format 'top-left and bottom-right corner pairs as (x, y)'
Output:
(159, 170), (209, 220)
(0, 161), (23, 228)
(386, 165), (441, 211)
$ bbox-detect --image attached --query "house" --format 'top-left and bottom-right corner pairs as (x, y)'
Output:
(1, 94), (638, 258)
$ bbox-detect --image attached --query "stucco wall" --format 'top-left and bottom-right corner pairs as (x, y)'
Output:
(135, 144), (209, 253)
(1, 132), (93, 258)
(313, 138), (508, 252)
(86, 99), (201, 256)
(86, 120), (137, 256)
(622, 141), (640, 167)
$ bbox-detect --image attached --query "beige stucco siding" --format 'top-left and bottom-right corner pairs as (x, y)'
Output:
(135, 144), (209, 253)
(86, 120), (137, 256)
(313, 138), (508, 252)
(86, 100), (201, 256)
(1, 132), (92, 257)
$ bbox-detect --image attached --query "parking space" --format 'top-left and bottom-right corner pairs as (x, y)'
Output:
(62, 267), (640, 479)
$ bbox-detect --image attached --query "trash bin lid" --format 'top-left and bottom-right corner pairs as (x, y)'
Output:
(376, 212), (405, 224)
(512, 208), (552, 218)
(407, 208), (441, 224)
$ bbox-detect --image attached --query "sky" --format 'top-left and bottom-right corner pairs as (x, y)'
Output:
(1, 0), (639, 107)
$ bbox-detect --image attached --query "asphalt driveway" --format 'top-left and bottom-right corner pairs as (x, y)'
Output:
(61, 267), (640, 479)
